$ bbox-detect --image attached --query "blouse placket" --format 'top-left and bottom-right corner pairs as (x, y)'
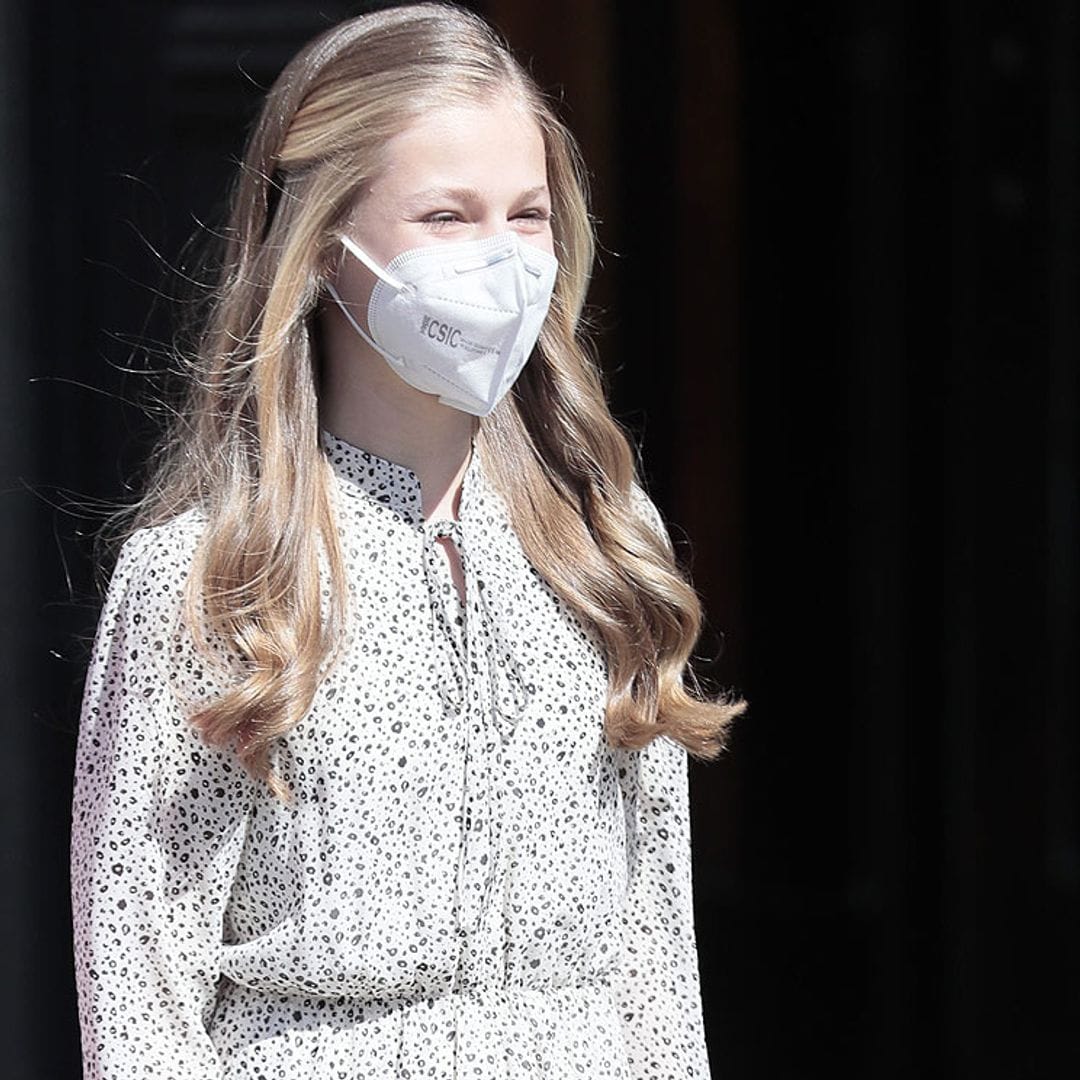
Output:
(420, 517), (499, 947)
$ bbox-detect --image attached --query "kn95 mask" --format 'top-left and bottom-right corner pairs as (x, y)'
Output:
(325, 231), (559, 416)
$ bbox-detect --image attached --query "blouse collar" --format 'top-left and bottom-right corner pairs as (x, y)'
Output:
(319, 426), (482, 528)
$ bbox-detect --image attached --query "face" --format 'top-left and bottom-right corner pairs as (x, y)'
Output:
(330, 92), (553, 313)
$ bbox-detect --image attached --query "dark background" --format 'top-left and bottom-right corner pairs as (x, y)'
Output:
(2, 1), (1077, 1077)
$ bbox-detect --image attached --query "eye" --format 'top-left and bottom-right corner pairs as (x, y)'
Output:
(513, 208), (552, 227)
(422, 211), (463, 229)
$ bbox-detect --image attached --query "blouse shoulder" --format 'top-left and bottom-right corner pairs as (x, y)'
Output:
(109, 508), (205, 587)
(103, 508), (235, 711)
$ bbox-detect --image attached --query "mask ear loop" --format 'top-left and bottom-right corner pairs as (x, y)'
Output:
(325, 234), (413, 364)
(340, 234), (408, 292)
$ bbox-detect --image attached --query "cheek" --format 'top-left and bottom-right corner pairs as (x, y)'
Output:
(521, 232), (556, 259)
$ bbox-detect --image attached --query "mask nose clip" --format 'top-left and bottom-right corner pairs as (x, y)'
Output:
(452, 240), (517, 276)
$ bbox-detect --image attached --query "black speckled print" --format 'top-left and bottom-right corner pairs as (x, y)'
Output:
(70, 428), (713, 1079)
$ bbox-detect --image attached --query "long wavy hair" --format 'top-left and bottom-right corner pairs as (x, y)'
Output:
(116, 1), (745, 805)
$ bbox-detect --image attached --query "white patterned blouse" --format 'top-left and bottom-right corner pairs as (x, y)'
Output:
(70, 428), (713, 1080)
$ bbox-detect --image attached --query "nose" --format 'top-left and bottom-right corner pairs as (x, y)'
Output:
(475, 215), (512, 240)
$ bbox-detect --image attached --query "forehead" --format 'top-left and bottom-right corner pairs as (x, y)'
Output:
(372, 94), (548, 195)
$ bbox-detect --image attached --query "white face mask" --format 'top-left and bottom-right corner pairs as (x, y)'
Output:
(326, 231), (559, 416)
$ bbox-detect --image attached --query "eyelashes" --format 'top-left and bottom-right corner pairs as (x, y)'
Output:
(420, 210), (552, 230)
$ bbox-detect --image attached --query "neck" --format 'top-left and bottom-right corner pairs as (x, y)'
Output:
(315, 299), (478, 521)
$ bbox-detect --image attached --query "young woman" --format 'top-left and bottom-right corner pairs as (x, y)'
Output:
(69, 4), (745, 1078)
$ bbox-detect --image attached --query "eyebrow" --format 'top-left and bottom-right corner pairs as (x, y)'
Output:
(403, 185), (550, 210)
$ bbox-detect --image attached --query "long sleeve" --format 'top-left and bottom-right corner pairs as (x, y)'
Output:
(613, 735), (713, 1080)
(613, 482), (713, 1078)
(70, 526), (255, 1080)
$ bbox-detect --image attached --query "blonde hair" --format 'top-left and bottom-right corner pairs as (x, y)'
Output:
(119, 1), (745, 804)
